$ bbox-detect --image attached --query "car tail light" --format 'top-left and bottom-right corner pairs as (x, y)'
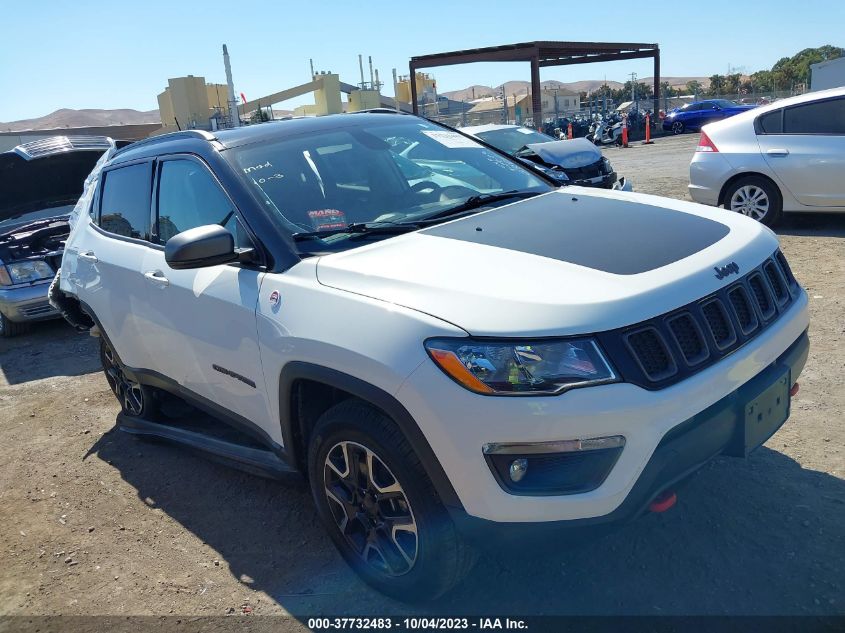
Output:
(696, 131), (719, 152)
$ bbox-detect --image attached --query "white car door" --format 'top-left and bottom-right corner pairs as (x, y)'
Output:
(758, 96), (845, 207)
(63, 160), (156, 370)
(137, 156), (272, 430)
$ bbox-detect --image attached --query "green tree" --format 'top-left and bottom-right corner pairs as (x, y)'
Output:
(685, 80), (703, 96)
(725, 73), (743, 95)
(708, 74), (726, 96)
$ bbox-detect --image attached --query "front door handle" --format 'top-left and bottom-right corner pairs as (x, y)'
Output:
(143, 270), (169, 287)
(766, 148), (790, 156)
(78, 251), (98, 262)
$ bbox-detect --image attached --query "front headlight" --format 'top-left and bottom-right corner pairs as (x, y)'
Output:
(425, 338), (617, 395)
(5, 260), (54, 285)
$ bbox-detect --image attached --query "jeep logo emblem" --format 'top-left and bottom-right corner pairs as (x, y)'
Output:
(714, 261), (740, 280)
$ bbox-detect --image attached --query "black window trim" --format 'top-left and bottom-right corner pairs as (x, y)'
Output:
(152, 153), (268, 269)
(97, 157), (155, 244)
(755, 95), (845, 136)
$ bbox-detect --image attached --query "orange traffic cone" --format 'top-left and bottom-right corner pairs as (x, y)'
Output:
(622, 115), (629, 148)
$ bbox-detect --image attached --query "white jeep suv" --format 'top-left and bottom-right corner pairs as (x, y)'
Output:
(54, 113), (809, 600)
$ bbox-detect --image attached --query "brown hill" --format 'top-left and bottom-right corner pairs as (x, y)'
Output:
(0, 108), (161, 132)
(441, 77), (710, 100)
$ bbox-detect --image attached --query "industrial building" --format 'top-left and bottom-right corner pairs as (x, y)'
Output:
(811, 56), (845, 91)
(156, 76), (233, 132)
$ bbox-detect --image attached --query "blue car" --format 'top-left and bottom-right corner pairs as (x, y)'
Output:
(662, 99), (756, 134)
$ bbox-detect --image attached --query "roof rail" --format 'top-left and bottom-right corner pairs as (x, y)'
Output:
(114, 129), (218, 156)
(349, 108), (410, 115)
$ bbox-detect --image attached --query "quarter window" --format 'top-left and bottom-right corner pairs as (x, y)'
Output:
(156, 159), (241, 244)
(783, 98), (845, 134)
(99, 162), (152, 240)
(758, 110), (783, 134)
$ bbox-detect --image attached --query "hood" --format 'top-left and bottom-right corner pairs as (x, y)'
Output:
(0, 139), (110, 225)
(316, 189), (779, 337)
(524, 138), (601, 169)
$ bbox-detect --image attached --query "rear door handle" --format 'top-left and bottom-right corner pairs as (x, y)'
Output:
(143, 270), (169, 287)
(78, 251), (98, 262)
(766, 148), (790, 156)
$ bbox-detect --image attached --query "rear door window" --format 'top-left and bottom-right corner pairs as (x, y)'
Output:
(783, 98), (845, 134)
(99, 162), (152, 240)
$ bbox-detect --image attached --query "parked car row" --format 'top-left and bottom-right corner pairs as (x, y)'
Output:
(6, 99), (832, 601)
(36, 110), (809, 601)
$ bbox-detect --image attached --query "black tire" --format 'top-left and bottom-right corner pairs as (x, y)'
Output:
(99, 339), (159, 418)
(0, 312), (30, 338)
(671, 120), (685, 135)
(722, 175), (783, 227)
(308, 400), (475, 601)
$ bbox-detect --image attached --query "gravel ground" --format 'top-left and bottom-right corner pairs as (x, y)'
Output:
(0, 133), (843, 620)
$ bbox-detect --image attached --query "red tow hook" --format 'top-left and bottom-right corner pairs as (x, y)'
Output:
(649, 490), (677, 513)
(790, 382), (800, 397)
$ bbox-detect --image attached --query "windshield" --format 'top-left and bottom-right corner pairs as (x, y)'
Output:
(711, 99), (739, 108)
(473, 127), (557, 155)
(228, 118), (550, 252)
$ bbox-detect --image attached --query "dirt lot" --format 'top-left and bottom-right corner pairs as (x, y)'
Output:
(1, 133), (843, 620)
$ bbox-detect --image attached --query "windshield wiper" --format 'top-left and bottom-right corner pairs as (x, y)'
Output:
(291, 221), (422, 241)
(416, 190), (542, 224)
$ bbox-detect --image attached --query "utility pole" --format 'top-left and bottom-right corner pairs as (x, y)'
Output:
(554, 89), (559, 121)
(630, 72), (638, 113)
(222, 44), (240, 128)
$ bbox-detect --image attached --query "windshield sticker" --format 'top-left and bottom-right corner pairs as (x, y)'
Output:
(422, 131), (482, 149)
(516, 128), (536, 135)
(308, 209), (347, 231)
(242, 160), (273, 174)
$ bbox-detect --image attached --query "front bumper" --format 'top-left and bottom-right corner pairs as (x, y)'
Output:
(397, 291), (809, 524)
(568, 171), (617, 189)
(0, 279), (59, 322)
(452, 329), (808, 541)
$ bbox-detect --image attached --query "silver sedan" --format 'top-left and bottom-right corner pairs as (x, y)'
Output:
(688, 87), (845, 226)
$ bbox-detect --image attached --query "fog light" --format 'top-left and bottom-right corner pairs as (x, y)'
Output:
(509, 458), (528, 482)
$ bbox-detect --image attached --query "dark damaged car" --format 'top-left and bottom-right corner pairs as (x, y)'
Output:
(461, 124), (632, 191)
(0, 136), (117, 336)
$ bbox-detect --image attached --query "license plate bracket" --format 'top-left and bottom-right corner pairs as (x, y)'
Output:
(731, 365), (791, 457)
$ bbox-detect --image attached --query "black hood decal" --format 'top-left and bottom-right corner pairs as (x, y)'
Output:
(421, 193), (730, 275)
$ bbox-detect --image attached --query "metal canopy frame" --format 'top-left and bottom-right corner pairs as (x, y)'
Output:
(409, 41), (660, 127)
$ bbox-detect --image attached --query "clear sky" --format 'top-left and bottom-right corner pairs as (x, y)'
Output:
(1, 0), (843, 122)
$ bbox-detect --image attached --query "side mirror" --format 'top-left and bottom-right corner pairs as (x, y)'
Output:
(165, 224), (237, 270)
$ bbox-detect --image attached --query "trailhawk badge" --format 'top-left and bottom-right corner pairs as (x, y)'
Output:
(714, 261), (740, 280)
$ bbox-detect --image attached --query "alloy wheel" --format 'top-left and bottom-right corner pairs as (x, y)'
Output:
(101, 342), (145, 416)
(323, 440), (418, 576)
(730, 185), (770, 221)
(672, 121), (684, 134)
